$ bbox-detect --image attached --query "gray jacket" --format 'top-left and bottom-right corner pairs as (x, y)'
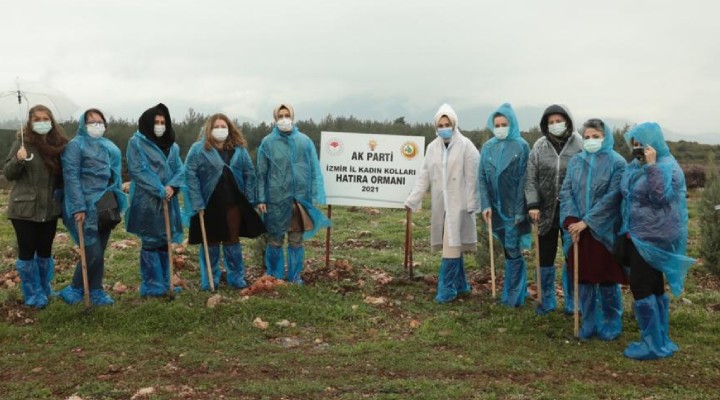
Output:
(3, 140), (63, 222)
(525, 105), (583, 235)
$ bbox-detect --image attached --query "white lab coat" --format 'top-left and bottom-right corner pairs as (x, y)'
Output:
(405, 105), (480, 252)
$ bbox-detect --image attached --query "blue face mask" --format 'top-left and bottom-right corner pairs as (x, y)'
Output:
(437, 127), (453, 140)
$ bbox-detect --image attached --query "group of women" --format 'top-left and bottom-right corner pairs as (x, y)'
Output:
(405, 103), (695, 360)
(4, 103), (327, 307)
(4, 100), (695, 361)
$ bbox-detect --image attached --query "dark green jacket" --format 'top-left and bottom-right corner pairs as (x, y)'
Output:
(3, 139), (63, 222)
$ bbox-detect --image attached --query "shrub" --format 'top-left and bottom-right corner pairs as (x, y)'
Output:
(683, 164), (707, 189)
(699, 172), (720, 276)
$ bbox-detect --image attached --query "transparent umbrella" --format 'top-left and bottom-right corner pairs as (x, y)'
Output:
(0, 78), (79, 160)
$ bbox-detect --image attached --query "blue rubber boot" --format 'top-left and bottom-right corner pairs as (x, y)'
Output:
(501, 258), (527, 307)
(578, 284), (599, 340)
(456, 255), (471, 295)
(287, 246), (305, 284)
(624, 296), (673, 360)
(34, 256), (56, 298)
(656, 293), (679, 353)
(536, 266), (557, 315)
(90, 289), (114, 306)
(264, 245), (285, 279)
(59, 286), (84, 305)
(158, 249), (181, 294)
(562, 264), (576, 315)
(16, 259), (47, 308)
(435, 258), (461, 303)
(199, 245), (221, 291)
(598, 284), (623, 341)
(224, 243), (248, 288)
(139, 249), (166, 297)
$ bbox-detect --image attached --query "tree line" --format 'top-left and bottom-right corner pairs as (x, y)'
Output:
(1, 109), (718, 186)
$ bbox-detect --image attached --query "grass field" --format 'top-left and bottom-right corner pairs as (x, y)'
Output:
(0, 190), (719, 400)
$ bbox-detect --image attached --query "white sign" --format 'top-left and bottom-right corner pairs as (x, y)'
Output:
(320, 131), (425, 208)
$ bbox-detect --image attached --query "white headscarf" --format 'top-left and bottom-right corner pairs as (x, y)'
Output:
(433, 103), (462, 136)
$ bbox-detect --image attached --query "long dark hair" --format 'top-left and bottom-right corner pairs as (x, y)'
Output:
(21, 105), (69, 174)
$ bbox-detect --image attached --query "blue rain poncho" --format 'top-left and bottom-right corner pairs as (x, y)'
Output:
(560, 122), (626, 253)
(184, 140), (257, 216)
(478, 103), (531, 257)
(620, 122), (695, 296)
(256, 126), (329, 239)
(61, 114), (127, 246)
(125, 131), (185, 247)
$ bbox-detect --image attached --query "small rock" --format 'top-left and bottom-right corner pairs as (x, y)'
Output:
(363, 296), (387, 305)
(66, 396), (84, 400)
(108, 364), (122, 373)
(253, 317), (269, 330)
(359, 230), (372, 238)
(681, 298), (692, 305)
(206, 294), (223, 308)
(32, 367), (43, 373)
(130, 387), (155, 399)
(497, 328), (507, 333)
(112, 281), (128, 295)
(409, 320), (421, 329)
(276, 319), (292, 328)
(351, 304), (359, 311)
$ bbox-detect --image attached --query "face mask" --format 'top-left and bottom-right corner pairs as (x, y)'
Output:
(494, 127), (509, 140)
(211, 128), (229, 141)
(583, 138), (603, 153)
(548, 122), (567, 137)
(86, 122), (106, 138)
(154, 124), (166, 137)
(32, 121), (52, 135)
(437, 127), (453, 140)
(632, 147), (645, 162)
(276, 118), (293, 132)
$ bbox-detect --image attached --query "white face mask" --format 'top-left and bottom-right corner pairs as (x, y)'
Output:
(276, 117), (293, 132)
(548, 121), (567, 137)
(583, 138), (603, 153)
(154, 124), (166, 137)
(86, 122), (106, 138)
(494, 127), (509, 140)
(32, 121), (52, 135)
(211, 127), (229, 142)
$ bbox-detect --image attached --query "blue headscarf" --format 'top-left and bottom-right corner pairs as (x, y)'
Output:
(621, 122), (695, 296)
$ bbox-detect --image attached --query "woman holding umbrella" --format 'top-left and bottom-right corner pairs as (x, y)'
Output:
(125, 104), (184, 297)
(184, 113), (265, 290)
(3, 105), (68, 308)
(58, 108), (126, 306)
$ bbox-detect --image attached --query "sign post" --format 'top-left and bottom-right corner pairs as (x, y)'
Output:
(320, 132), (425, 276)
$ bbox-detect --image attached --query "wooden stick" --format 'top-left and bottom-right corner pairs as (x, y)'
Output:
(76, 220), (91, 309)
(407, 208), (414, 278)
(534, 221), (542, 302)
(325, 205), (332, 269)
(404, 208), (410, 272)
(163, 200), (175, 299)
(488, 218), (496, 298)
(198, 210), (215, 292)
(573, 241), (580, 338)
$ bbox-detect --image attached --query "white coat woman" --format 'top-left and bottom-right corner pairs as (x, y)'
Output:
(405, 103), (480, 303)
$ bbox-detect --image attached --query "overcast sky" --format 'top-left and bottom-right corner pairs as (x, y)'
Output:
(1, 0), (718, 141)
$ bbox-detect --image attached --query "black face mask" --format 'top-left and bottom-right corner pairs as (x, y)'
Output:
(632, 147), (645, 162)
